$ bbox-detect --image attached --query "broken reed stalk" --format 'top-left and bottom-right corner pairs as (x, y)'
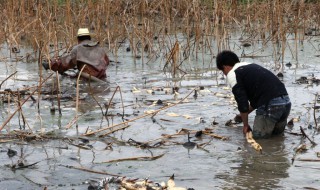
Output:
(75, 65), (87, 130)
(300, 126), (316, 145)
(36, 40), (44, 115)
(164, 41), (179, 77)
(17, 89), (26, 130)
(297, 159), (320, 162)
(0, 71), (17, 89)
(59, 164), (121, 177)
(84, 89), (195, 136)
(65, 114), (83, 130)
(0, 73), (54, 132)
(313, 93), (318, 129)
(146, 128), (227, 144)
(56, 71), (62, 115)
(104, 86), (125, 118)
(99, 153), (165, 164)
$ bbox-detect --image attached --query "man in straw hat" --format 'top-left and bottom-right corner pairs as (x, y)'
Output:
(44, 28), (109, 80)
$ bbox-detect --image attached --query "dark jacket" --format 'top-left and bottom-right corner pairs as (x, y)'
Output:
(227, 62), (288, 113)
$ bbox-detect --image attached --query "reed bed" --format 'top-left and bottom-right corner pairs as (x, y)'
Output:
(0, 0), (318, 65)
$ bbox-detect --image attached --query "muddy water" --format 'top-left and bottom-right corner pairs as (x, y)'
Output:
(0, 35), (320, 190)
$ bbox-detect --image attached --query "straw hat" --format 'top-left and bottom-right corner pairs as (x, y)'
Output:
(77, 28), (90, 37)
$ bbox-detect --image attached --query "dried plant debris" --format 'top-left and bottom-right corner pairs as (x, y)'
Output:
(295, 76), (320, 85)
(95, 174), (194, 190)
(291, 144), (308, 164)
(99, 153), (165, 164)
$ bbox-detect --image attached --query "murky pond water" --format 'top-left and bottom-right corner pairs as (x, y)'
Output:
(1, 34), (320, 190)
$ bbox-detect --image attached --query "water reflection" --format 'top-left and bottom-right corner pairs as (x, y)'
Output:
(220, 135), (290, 189)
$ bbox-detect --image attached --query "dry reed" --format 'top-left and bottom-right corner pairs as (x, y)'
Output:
(0, 0), (318, 67)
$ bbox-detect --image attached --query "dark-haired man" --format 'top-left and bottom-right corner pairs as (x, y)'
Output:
(45, 28), (109, 79)
(216, 50), (291, 138)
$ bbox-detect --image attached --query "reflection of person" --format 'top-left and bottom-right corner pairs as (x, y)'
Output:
(44, 28), (109, 79)
(216, 50), (291, 138)
(220, 136), (290, 189)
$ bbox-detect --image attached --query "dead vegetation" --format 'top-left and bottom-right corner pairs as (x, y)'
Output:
(0, 0), (319, 69)
(1, 1), (320, 189)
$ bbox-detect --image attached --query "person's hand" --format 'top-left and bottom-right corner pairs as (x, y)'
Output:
(234, 114), (242, 123)
(49, 57), (62, 72)
(243, 124), (252, 134)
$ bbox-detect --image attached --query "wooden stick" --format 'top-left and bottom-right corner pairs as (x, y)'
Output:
(84, 89), (195, 136)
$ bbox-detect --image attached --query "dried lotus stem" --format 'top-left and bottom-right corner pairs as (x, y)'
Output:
(246, 131), (262, 153)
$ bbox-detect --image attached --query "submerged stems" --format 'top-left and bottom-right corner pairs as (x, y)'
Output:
(75, 65), (87, 130)
(0, 73), (54, 132)
(313, 93), (318, 129)
(56, 71), (62, 115)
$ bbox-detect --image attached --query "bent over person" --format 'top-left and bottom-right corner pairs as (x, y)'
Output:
(216, 50), (291, 138)
(44, 28), (109, 79)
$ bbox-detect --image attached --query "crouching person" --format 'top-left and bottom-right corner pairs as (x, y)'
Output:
(43, 28), (109, 80)
(216, 50), (291, 138)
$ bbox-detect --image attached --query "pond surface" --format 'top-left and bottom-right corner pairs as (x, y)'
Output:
(0, 34), (320, 190)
